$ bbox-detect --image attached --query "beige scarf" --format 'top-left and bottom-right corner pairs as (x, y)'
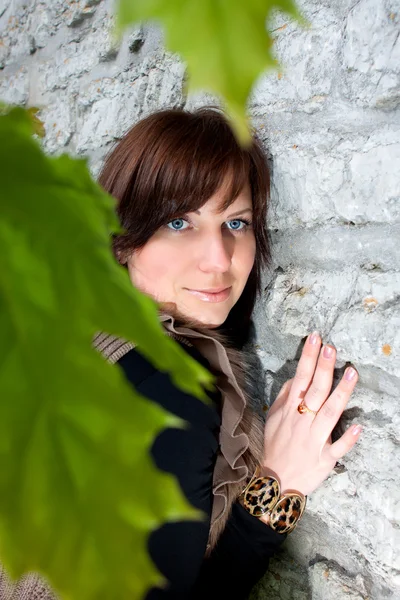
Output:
(157, 314), (265, 552)
(0, 315), (265, 598)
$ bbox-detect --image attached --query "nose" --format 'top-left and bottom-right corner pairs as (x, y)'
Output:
(198, 231), (232, 273)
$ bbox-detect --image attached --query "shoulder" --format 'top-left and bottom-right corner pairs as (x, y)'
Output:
(94, 333), (221, 427)
(94, 331), (212, 387)
(117, 336), (213, 388)
(117, 345), (158, 387)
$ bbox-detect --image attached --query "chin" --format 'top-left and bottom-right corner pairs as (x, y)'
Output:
(167, 294), (234, 329)
(188, 308), (231, 329)
(200, 321), (220, 329)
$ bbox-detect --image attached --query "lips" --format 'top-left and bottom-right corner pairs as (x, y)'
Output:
(185, 286), (232, 303)
(194, 287), (230, 293)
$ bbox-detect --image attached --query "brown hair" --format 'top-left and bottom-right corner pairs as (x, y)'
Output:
(98, 106), (272, 347)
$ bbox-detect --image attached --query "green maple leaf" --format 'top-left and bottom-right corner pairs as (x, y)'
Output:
(0, 107), (213, 599)
(117, 0), (305, 144)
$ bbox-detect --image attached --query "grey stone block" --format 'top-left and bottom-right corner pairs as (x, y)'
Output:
(250, 552), (310, 600)
(250, 2), (341, 114)
(40, 97), (75, 153)
(0, 66), (29, 104)
(309, 562), (367, 600)
(0, 0), (399, 598)
(74, 75), (146, 153)
(270, 224), (400, 271)
(341, 0), (400, 109)
(267, 128), (400, 229)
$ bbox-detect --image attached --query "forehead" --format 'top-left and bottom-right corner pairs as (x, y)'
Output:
(192, 180), (252, 216)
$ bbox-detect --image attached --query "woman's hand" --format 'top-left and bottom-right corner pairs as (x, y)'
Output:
(262, 332), (361, 497)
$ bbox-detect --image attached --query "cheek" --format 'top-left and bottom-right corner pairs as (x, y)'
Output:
(127, 241), (179, 296)
(236, 236), (256, 278)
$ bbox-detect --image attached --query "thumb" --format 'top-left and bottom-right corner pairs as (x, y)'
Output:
(266, 378), (294, 416)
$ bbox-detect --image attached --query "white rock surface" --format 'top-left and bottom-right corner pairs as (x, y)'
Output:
(1, 0), (399, 598)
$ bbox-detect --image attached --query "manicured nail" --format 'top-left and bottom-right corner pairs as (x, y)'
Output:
(323, 345), (334, 358)
(309, 331), (319, 345)
(352, 424), (363, 436)
(345, 367), (357, 381)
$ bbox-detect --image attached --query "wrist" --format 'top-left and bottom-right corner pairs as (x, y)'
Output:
(258, 511), (272, 527)
(260, 465), (306, 498)
(239, 465), (307, 534)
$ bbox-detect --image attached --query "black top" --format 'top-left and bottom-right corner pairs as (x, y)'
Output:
(117, 340), (287, 600)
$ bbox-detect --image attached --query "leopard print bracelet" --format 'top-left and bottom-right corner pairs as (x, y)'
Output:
(240, 468), (307, 534)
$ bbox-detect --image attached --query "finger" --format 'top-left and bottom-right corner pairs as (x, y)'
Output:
(311, 366), (359, 441)
(328, 423), (363, 460)
(302, 344), (336, 412)
(268, 378), (294, 414)
(287, 332), (322, 410)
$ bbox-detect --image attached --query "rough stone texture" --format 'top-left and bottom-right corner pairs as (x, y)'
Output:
(249, 551), (310, 600)
(1, 0), (399, 598)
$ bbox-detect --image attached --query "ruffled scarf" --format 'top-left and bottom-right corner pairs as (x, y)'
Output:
(158, 313), (265, 553)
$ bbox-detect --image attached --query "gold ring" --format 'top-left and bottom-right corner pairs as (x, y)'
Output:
(297, 401), (318, 416)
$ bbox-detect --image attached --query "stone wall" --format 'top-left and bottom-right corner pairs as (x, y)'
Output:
(1, 0), (399, 598)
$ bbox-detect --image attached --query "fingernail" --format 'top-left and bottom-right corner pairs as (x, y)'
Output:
(323, 345), (334, 358)
(352, 424), (363, 436)
(345, 367), (357, 381)
(309, 331), (319, 345)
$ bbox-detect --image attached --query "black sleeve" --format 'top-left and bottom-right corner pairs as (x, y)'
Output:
(117, 345), (286, 600)
(190, 501), (287, 599)
(117, 345), (221, 599)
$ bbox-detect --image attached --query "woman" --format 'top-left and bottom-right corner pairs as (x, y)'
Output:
(94, 106), (362, 599)
(0, 106), (360, 600)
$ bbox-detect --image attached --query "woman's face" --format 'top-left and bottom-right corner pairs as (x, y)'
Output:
(126, 178), (256, 328)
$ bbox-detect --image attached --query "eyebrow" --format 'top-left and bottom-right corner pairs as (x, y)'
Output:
(193, 208), (253, 218)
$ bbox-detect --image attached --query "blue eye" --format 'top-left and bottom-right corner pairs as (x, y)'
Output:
(226, 219), (251, 231)
(167, 218), (190, 231)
